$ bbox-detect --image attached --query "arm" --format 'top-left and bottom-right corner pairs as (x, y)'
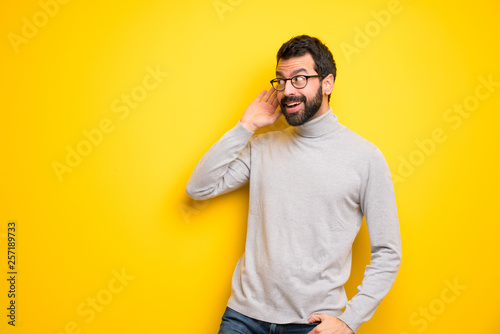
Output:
(186, 88), (281, 200)
(337, 147), (402, 332)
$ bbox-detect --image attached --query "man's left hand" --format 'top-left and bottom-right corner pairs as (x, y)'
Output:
(307, 314), (354, 334)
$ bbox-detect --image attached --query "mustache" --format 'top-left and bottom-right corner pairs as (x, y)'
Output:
(280, 95), (306, 107)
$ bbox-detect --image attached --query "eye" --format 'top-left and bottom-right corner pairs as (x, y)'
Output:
(293, 76), (306, 83)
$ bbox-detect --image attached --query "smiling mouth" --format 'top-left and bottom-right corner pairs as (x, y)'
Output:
(285, 101), (302, 113)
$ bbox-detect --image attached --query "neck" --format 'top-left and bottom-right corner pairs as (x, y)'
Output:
(295, 107), (340, 138)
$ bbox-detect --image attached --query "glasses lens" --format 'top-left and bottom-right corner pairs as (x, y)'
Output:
(292, 75), (307, 89)
(273, 79), (285, 91)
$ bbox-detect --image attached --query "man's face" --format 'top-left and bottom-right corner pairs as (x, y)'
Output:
(276, 53), (325, 126)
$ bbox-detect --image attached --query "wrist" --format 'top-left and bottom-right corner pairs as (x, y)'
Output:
(240, 119), (257, 132)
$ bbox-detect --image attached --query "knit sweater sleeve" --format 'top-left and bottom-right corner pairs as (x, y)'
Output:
(185, 121), (254, 200)
(337, 147), (402, 333)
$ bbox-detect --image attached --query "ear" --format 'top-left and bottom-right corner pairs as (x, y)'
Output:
(322, 73), (334, 96)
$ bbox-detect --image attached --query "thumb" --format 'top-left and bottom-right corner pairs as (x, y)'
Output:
(271, 108), (282, 121)
(308, 314), (324, 323)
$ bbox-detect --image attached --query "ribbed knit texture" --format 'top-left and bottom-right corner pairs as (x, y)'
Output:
(186, 110), (402, 332)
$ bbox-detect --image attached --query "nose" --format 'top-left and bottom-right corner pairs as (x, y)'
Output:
(283, 80), (297, 96)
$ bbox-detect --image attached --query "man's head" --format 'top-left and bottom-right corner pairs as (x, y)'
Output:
(273, 35), (336, 126)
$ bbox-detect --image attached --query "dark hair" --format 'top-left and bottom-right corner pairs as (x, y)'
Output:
(276, 35), (336, 101)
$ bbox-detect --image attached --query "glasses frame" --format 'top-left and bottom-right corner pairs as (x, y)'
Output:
(270, 74), (322, 91)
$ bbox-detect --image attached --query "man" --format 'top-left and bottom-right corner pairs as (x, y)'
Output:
(186, 35), (402, 334)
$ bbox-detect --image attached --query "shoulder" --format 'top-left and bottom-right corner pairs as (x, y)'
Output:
(249, 127), (294, 145)
(340, 125), (384, 156)
(337, 126), (391, 176)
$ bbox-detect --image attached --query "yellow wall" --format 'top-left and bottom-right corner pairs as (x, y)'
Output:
(2, 0), (499, 333)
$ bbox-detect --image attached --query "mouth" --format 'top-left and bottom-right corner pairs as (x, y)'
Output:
(284, 101), (302, 113)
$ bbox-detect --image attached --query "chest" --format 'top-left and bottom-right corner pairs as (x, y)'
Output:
(250, 138), (364, 205)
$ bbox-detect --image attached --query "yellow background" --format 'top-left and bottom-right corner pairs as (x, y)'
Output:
(1, 0), (500, 333)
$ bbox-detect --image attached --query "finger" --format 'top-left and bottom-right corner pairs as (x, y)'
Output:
(274, 106), (282, 117)
(263, 87), (275, 102)
(271, 95), (279, 109)
(271, 108), (282, 122)
(268, 90), (278, 104)
(308, 314), (322, 323)
(254, 90), (267, 102)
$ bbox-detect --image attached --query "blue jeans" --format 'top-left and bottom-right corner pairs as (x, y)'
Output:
(218, 307), (320, 334)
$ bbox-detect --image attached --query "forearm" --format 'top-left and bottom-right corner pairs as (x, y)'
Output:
(186, 121), (253, 200)
(338, 243), (401, 332)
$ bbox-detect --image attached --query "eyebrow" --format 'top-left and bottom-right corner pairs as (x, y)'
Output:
(276, 67), (309, 78)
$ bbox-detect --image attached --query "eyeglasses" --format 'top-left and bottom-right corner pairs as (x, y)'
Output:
(270, 75), (322, 91)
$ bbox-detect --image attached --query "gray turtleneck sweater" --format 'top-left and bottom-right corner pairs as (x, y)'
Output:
(186, 109), (401, 332)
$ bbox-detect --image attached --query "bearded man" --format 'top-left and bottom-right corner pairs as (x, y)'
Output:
(186, 35), (402, 334)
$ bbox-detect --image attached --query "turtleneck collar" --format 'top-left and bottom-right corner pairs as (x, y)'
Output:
(294, 108), (341, 138)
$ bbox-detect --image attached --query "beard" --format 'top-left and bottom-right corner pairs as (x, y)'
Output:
(280, 85), (323, 126)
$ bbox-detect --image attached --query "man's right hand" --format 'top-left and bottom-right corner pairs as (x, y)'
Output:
(240, 88), (281, 132)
